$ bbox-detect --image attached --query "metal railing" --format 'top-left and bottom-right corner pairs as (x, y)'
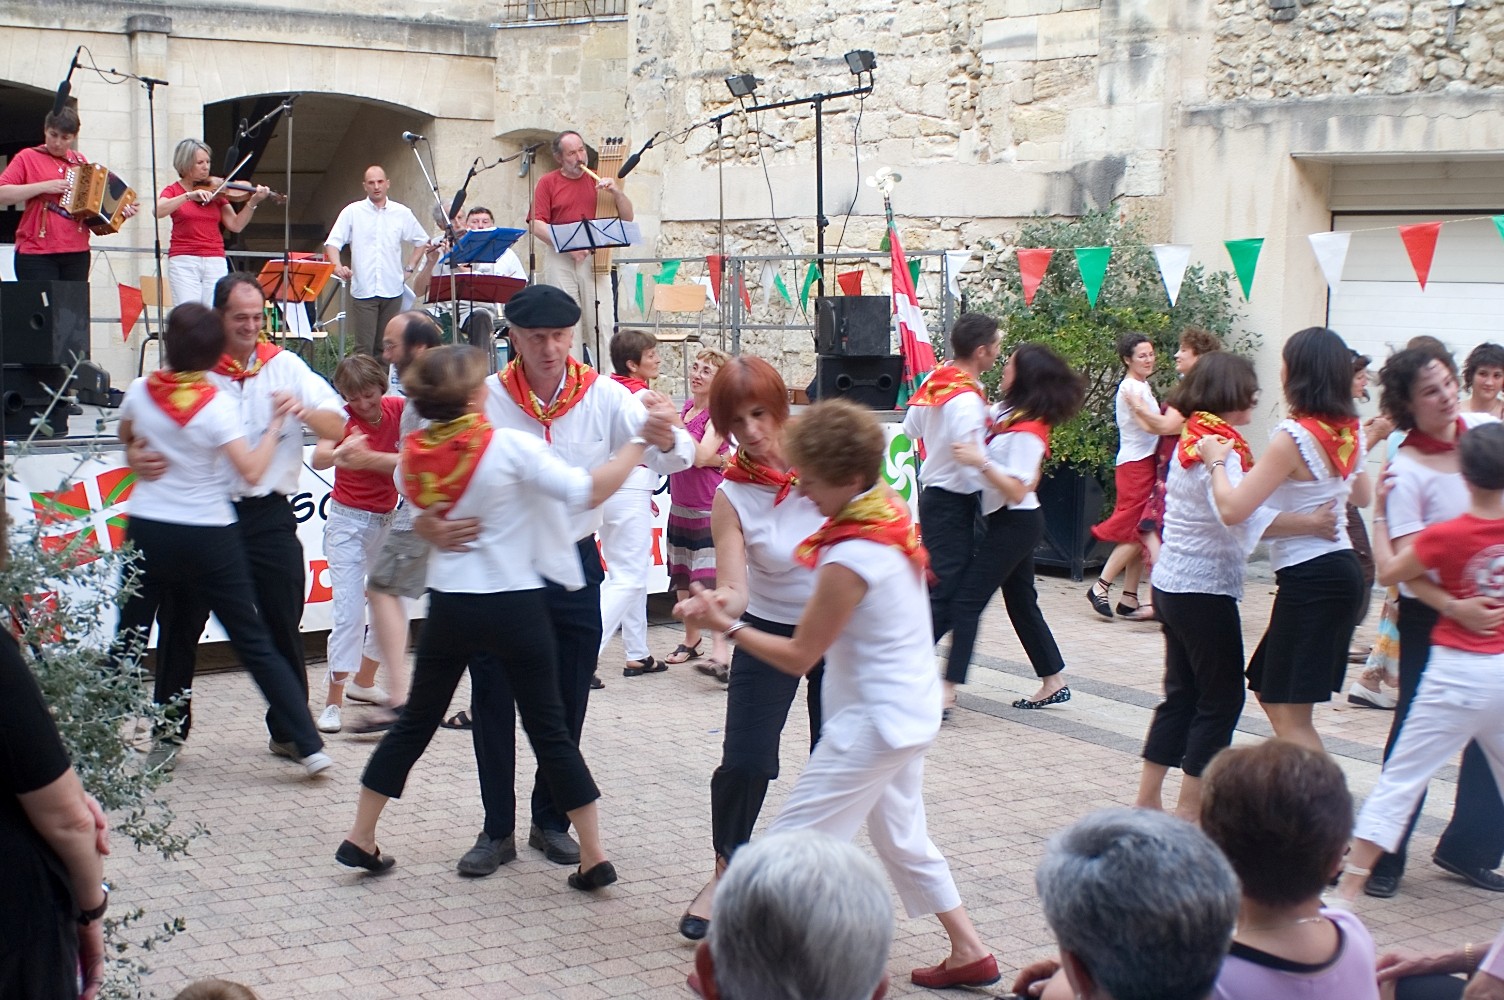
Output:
(495, 0), (627, 24)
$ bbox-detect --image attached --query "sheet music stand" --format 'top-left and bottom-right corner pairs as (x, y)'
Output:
(440, 227), (526, 268)
(257, 257), (335, 303)
(549, 218), (639, 253)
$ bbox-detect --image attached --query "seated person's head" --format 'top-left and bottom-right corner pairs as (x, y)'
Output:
(695, 830), (893, 1000)
(173, 980), (260, 1000)
(1200, 739), (1352, 908)
(401, 345), (488, 423)
(1035, 808), (1238, 1000)
(163, 303), (226, 372)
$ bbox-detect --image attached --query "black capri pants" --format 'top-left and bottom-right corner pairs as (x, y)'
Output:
(1141, 588), (1246, 778)
(919, 486), (983, 642)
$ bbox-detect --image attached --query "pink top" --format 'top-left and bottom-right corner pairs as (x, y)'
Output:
(668, 402), (728, 510)
(1212, 909), (1379, 1000)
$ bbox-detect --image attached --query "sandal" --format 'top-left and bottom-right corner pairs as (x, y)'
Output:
(696, 659), (730, 683)
(623, 655), (665, 677)
(440, 710), (473, 730)
(665, 641), (703, 665)
(1087, 579), (1114, 619)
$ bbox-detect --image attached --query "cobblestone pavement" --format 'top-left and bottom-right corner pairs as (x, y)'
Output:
(116, 569), (1504, 998)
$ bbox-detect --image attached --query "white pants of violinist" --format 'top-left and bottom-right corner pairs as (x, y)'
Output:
(166, 255), (229, 307)
(768, 717), (960, 919)
(597, 473), (655, 663)
(541, 246), (599, 365)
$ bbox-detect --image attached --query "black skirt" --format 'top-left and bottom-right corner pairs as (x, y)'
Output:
(1246, 549), (1364, 704)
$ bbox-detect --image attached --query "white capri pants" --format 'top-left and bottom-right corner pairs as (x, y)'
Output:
(598, 478), (655, 662)
(768, 717), (961, 918)
(166, 255), (229, 307)
(324, 501), (394, 680)
(1355, 645), (1504, 853)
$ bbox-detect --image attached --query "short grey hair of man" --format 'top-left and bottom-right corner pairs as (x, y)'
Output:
(551, 130), (582, 159)
(1035, 808), (1239, 1000)
(172, 138), (212, 179)
(709, 830), (893, 1000)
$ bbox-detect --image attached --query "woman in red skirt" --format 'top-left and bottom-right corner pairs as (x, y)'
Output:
(1088, 332), (1160, 621)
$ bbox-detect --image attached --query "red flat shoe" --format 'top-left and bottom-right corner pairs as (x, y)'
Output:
(910, 953), (1000, 989)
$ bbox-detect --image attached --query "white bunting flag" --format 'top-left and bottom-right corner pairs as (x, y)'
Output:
(1307, 231), (1352, 294)
(696, 274), (718, 308)
(758, 261), (776, 309)
(944, 250), (973, 299)
(1151, 244), (1192, 307)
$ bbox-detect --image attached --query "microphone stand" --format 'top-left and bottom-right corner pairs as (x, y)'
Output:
(232, 96), (298, 337)
(517, 143), (541, 282)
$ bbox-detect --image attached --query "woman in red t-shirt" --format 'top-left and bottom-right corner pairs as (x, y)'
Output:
(155, 138), (269, 305)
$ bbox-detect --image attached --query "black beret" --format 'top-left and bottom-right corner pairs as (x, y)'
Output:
(505, 283), (581, 329)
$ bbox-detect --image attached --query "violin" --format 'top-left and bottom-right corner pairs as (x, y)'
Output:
(192, 177), (288, 204)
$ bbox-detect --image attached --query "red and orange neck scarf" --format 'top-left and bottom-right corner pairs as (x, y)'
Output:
(724, 450), (799, 506)
(795, 486), (930, 577)
(145, 370), (217, 428)
(610, 373), (649, 394)
(1402, 416), (1467, 455)
(987, 410), (1052, 458)
(1294, 416), (1361, 478)
(401, 413), (493, 510)
(214, 338), (283, 381)
(904, 364), (984, 409)
(1178, 411), (1255, 470)
(499, 357), (598, 442)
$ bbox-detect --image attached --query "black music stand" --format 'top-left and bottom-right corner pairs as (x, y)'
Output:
(437, 228), (527, 367)
(549, 218), (638, 253)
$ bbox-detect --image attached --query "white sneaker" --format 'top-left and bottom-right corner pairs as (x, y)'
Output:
(1346, 681), (1397, 710)
(317, 704), (343, 733)
(301, 751), (334, 777)
(347, 683), (389, 705)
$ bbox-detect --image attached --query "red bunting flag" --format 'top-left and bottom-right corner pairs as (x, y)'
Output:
(1016, 248), (1054, 307)
(1397, 222), (1443, 291)
(836, 270), (864, 297)
(706, 254), (724, 301)
(118, 284), (144, 342)
(737, 272), (752, 310)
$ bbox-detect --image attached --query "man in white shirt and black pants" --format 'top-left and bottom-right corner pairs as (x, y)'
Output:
(129, 273), (350, 763)
(324, 165), (430, 356)
(419, 284), (694, 876)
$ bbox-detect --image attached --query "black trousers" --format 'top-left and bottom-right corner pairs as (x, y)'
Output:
(920, 486), (983, 642)
(14, 251), (89, 282)
(1141, 588), (1246, 778)
(472, 538), (604, 838)
(945, 506), (1063, 685)
(120, 516), (321, 757)
(1372, 597), (1504, 878)
(362, 590), (599, 813)
(710, 615), (823, 861)
(158, 493), (309, 745)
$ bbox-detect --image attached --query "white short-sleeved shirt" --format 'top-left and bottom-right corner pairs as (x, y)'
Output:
(119, 378), (243, 526)
(1153, 453), (1277, 599)
(979, 427), (1046, 514)
(902, 391), (989, 494)
(1114, 378), (1160, 464)
(1264, 419), (1362, 572)
(325, 198), (429, 299)
(1384, 411), (1496, 596)
(207, 350), (346, 498)
(421, 429), (593, 594)
(817, 533), (942, 752)
(719, 480), (826, 625)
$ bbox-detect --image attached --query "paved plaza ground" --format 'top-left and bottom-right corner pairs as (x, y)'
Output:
(115, 568), (1504, 999)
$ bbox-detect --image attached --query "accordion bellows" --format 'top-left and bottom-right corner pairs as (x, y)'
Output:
(61, 163), (136, 235)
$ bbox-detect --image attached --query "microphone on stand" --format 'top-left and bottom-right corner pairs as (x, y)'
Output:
(52, 47), (81, 115)
(447, 188), (467, 224)
(519, 154), (532, 178)
(402, 131), (425, 143)
(617, 135), (657, 180)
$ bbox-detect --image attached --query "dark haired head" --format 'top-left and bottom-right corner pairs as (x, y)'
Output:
(1179, 328), (1222, 357)
(1201, 740), (1353, 908)
(402, 345), (487, 423)
(465, 206), (494, 221)
(1351, 350), (1372, 374)
(1460, 421), (1504, 492)
(1406, 336), (1455, 369)
(212, 272), (266, 311)
(1378, 346), (1456, 432)
(1116, 332), (1151, 366)
(164, 303), (228, 372)
(1282, 327), (1357, 420)
(609, 329), (657, 377)
(1464, 343), (1504, 391)
(1168, 351), (1259, 417)
(396, 310), (442, 352)
(1005, 343), (1085, 426)
(709, 355), (790, 438)
(44, 106), (80, 136)
(949, 313), (999, 362)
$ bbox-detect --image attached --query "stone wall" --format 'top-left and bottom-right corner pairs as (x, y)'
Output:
(1209, 0), (1504, 100)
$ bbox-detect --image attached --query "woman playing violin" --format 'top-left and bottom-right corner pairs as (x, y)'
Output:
(155, 138), (271, 306)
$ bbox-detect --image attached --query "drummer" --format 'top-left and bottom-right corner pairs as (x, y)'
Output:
(411, 206), (526, 348)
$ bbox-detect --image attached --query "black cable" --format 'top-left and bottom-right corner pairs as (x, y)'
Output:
(749, 106), (796, 257)
(831, 90), (865, 256)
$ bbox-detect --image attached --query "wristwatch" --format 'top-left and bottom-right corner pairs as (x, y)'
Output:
(78, 883), (109, 925)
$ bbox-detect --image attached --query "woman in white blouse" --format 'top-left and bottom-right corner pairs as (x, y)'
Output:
(949, 343), (1085, 710)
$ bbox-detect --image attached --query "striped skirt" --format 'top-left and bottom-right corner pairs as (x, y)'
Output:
(666, 503), (717, 591)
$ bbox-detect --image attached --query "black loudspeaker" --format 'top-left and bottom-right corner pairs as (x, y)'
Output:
(0, 280), (90, 366)
(815, 295), (891, 356)
(814, 355), (903, 410)
(2, 365), (70, 439)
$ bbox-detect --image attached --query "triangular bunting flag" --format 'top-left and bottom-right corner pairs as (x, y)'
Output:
(635, 272), (646, 314)
(655, 259), (681, 285)
(908, 259), (921, 291)
(836, 270), (864, 297)
(696, 275), (718, 307)
(1306, 231), (1352, 294)
(758, 261), (775, 309)
(118, 284), (144, 341)
(706, 255), (724, 304)
(773, 272), (792, 305)
(1223, 238), (1264, 301)
(1074, 246), (1111, 308)
(1150, 244), (1192, 307)
(738, 273), (752, 310)
(1016, 248), (1054, 307)
(944, 250), (973, 299)
(1397, 222), (1443, 291)
(1493, 215), (1504, 245)
(800, 262), (820, 311)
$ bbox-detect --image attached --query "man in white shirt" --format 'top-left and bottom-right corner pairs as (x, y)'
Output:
(417, 283), (693, 877)
(127, 273), (349, 763)
(324, 165), (430, 356)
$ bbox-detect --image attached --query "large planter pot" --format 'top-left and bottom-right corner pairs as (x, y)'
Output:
(1034, 465), (1110, 582)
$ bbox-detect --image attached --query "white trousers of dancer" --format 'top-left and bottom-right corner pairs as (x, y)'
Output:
(1355, 645), (1504, 852)
(598, 476), (654, 662)
(324, 501), (393, 680)
(768, 717), (961, 918)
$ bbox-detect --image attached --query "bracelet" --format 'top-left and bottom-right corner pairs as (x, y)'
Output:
(1372, 516), (1386, 523)
(1210, 460), (1226, 469)
(1465, 941), (1477, 971)
(980, 460), (992, 474)
(724, 621), (749, 638)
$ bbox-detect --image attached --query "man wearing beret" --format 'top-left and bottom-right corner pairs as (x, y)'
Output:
(417, 283), (694, 876)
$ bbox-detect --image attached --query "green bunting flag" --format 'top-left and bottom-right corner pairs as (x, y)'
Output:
(1493, 215), (1504, 245)
(1223, 238), (1264, 301)
(655, 259), (681, 284)
(635, 272), (645, 313)
(908, 259), (921, 290)
(1073, 246), (1111, 307)
(799, 262), (820, 310)
(774, 272), (793, 305)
